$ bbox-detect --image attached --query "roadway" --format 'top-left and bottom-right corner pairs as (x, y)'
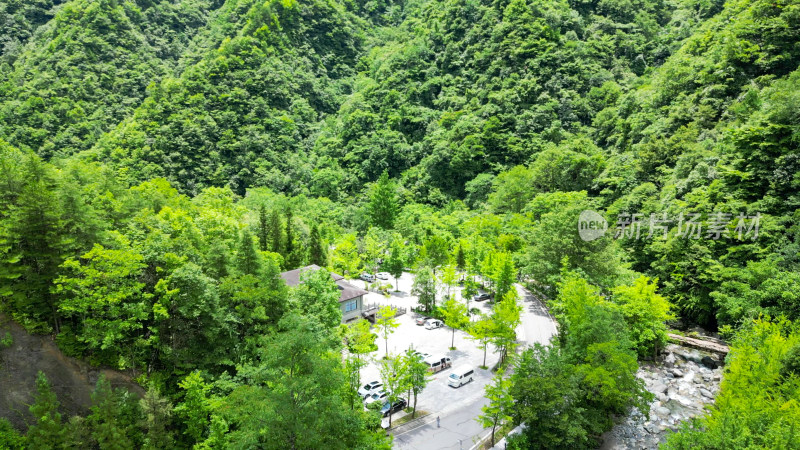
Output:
(392, 284), (557, 449)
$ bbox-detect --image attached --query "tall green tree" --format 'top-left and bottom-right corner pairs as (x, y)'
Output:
(378, 355), (407, 428)
(308, 223), (327, 266)
(455, 243), (466, 271)
(258, 205), (269, 252)
(401, 350), (432, 419)
(284, 209), (301, 269)
(268, 209), (284, 256)
(491, 252), (516, 302)
(223, 313), (390, 449)
(0, 155), (66, 332)
(469, 316), (494, 368)
(330, 234), (362, 279)
(289, 267), (342, 330)
(611, 276), (674, 359)
(440, 264), (458, 298)
(478, 371), (513, 447)
(175, 371), (211, 446)
(235, 229), (262, 276)
(384, 239), (406, 291)
(25, 372), (65, 448)
(440, 297), (469, 349)
(139, 387), (175, 450)
(87, 376), (138, 449)
(508, 345), (589, 449)
(490, 290), (522, 366)
(367, 171), (398, 230)
(54, 242), (150, 370)
(375, 305), (399, 359)
(412, 266), (437, 312)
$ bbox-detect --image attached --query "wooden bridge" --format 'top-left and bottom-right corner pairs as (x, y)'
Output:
(668, 333), (729, 357)
(362, 303), (407, 323)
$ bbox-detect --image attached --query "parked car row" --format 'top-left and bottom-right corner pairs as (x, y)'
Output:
(358, 380), (408, 418)
(360, 272), (391, 282)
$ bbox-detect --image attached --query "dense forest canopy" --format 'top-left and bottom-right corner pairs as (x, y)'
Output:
(0, 0), (799, 447)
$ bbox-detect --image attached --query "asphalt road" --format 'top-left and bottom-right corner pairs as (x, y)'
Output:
(391, 284), (557, 449)
(393, 397), (491, 450)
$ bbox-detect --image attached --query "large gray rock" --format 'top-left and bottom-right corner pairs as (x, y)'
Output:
(700, 388), (714, 399)
(671, 368), (684, 377)
(651, 382), (668, 395)
(701, 355), (719, 369)
(664, 352), (676, 367)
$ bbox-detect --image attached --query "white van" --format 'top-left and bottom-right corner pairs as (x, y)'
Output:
(424, 355), (452, 373)
(447, 365), (475, 387)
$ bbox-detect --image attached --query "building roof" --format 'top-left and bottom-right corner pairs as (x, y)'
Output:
(280, 265), (367, 303)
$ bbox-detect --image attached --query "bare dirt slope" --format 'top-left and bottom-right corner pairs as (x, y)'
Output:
(0, 314), (143, 431)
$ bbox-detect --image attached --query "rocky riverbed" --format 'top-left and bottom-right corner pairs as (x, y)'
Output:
(600, 343), (725, 449)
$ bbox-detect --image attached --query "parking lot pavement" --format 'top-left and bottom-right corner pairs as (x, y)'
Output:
(359, 306), (501, 424)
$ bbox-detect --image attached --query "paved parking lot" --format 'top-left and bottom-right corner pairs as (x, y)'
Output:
(357, 272), (500, 424)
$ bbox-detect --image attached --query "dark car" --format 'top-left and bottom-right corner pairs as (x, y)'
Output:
(381, 398), (407, 417)
(473, 293), (492, 302)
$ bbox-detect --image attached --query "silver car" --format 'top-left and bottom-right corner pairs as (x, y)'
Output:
(424, 319), (444, 330)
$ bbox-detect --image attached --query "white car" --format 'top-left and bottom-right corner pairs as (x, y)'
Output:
(408, 349), (431, 360)
(364, 390), (389, 406)
(376, 272), (390, 280)
(424, 319), (444, 330)
(358, 381), (383, 398)
(360, 273), (375, 282)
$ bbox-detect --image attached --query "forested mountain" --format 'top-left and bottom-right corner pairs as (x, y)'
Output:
(90, 0), (364, 195)
(0, 0), (217, 158)
(0, 1), (67, 62)
(0, 0), (799, 447)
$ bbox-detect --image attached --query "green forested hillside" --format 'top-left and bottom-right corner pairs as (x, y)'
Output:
(0, 0), (799, 447)
(0, 1), (67, 62)
(91, 0), (364, 195)
(0, 0), (216, 157)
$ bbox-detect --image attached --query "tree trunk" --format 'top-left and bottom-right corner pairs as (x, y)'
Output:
(412, 392), (418, 418)
(451, 328), (455, 348)
(483, 345), (487, 367)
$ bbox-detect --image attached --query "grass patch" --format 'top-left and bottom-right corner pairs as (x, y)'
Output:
(391, 409), (431, 427)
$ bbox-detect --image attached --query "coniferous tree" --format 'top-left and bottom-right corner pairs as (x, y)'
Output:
(309, 224), (327, 266)
(26, 372), (65, 448)
(268, 209), (283, 255)
(367, 171), (398, 230)
(455, 244), (466, 271)
(206, 242), (230, 280)
(0, 155), (66, 332)
(87, 376), (137, 449)
(140, 387), (175, 450)
(258, 205), (269, 252)
(285, 209), (303, 269)
(235, 229), (261, 277)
